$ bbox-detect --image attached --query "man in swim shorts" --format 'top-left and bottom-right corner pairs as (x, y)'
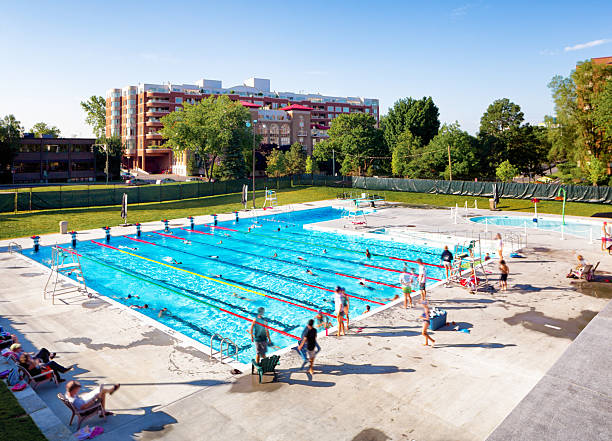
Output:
(399, 267), (415, 308)
(297, 319), (318, 375)
(417, 259), (427, 301)
(250, 307), (271, 363)
(440, 246), (453, 284)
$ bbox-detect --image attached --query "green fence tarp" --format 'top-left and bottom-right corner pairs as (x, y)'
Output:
(0, 193), (14, 212)
(352, 177), (612, 204)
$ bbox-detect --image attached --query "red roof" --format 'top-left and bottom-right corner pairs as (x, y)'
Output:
(240, 101), (261, 108)
(280, 104), (313, 111)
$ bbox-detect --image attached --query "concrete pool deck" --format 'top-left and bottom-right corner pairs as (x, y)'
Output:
(1, 201), (610, 440)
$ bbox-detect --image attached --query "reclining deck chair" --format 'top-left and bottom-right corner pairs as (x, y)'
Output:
(57, 393), (105, 429)
(17, 364), (58, 390)
(251, 355), (280, 383)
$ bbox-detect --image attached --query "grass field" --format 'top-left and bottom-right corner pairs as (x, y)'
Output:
(0, 381), (46, 441)
(1, 186), (610, 240)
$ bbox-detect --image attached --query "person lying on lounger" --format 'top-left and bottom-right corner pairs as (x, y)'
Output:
(18, 352), (72, 383)
(66, 380), (120, 417)
(567, 255), (588, 278)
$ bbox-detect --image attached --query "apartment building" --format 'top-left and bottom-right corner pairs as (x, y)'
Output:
(12, 136), (98, 183)
(106, 77), (379, 175)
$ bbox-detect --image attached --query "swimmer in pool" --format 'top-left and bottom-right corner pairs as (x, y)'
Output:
(121, 294), (139, 300)
(306, 269), (317, 276)
(163, 257), (182, 265)
(210, 255), (219, 259)
(119, 245), (138, 251)
(298, 257), (306, 261)
(217, 240), (223, 245)
(158, 308), (168, 318)
(210, 274), (223, 279)
(323, 249), (327, 254)
(231, 293), (254, 301)
(365, 249), (371, 259)
(381, 294), (400, 302)
(364, 305), (371, 314)
(130, 304), (149, 309)
(182, 240), (191, 245)
(272, 253), (278, 258)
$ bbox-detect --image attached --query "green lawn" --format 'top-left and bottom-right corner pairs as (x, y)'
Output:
(0, 381), (46, 441)
(1, 186), (609, 240)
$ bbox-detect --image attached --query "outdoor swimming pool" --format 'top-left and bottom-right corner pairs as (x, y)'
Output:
(470, 215), (604, 240)
(24, 207), (446, 363)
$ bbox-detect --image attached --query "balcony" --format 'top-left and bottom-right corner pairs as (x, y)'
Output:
(145, 110), (169, 117)
(145, 147), (172, 155)
(147, 92), (170, 98)
(145, 120), (163, 127)
(146, 99), (171, 106)
(145, 132), (162, 139)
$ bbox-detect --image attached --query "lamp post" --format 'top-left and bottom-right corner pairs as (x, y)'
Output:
(246, 119), (258, 208)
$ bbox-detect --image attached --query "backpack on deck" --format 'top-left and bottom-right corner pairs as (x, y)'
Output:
(7, 367), (21, 386)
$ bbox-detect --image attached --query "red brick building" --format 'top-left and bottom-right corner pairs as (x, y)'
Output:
(106, 77), (379, 175)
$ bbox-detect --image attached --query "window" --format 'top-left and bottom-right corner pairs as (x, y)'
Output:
(15, 162), (40, 173)
(112, 101), (120, 108)
(112, 92), (121, 98)
(343, 107), (349, 113)
(335, 107), (342, 112)
(365, 109), (370, 113)
(18, 143), (40, 152)
(327, 106), (333, 111)
(128, 99), (137, 106)
(175, 97), (183, 103)
(71, 161), (94, 171)
(47, 161), (69, 172)
(328, 114), (333, 119)
(71, 144), (92, 152)
(44, 144), (68, 153)
(112, 110), (120, 116)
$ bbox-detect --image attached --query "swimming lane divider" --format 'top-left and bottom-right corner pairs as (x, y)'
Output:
(363, 264), (443, 282)
(200, 223), (445, 268)
(183, 228), (442, 282)
(120, 236), (341, 322)
(153, 231), (392, 303)
(89, 240), (300, 340)
(57, 246), (298, 341)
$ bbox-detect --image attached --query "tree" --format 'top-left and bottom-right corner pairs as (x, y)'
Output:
(479, 98), (524, 136)
(496, 160), (518, 182)
(285, 142), (306, 176)
(382, 97), (440, 150)
(586, 156), (607, 186)
(30, 122), (60, 138)
(411, 122), (480, 180)
(266, 148), (286, 177)
(80, 96), (106, 138)
(305, 155), (318, 174)
(0, 115), (23, 182)
(160, 96), (252, 180)
(391, 130), (421, 177)
(594, 78), (612, 144)
(314, 113), (387, 175)
(94, 135), (124, 181)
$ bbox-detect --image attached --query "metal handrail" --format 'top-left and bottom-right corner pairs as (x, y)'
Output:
(210, 333), (224, 359)
(8, 242), (22, 254)
(210, 333), (238, 362)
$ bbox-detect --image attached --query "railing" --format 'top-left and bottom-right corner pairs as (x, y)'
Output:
(8, 242), (22, 254)
(210, 333), (238, 363)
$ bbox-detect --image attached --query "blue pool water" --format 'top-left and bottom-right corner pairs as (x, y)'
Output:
(470, 215), (602, 240)
(24, 207), (446, 362)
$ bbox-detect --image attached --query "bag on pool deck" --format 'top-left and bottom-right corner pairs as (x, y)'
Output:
(7, 367), (21, 386)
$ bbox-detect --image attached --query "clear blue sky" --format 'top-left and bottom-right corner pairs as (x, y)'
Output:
(1, 0), (611, 137)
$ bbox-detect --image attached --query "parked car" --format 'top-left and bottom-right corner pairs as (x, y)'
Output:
(126, 178), (149, 186)
(186, 177), (204, 182)
(156, 178), (178, 185)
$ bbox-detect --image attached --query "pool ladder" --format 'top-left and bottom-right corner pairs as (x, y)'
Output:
(210, 333), (238, 363)
(8, 242), (22, 254)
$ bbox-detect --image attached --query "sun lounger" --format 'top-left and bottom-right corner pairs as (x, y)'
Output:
(251, 355), (280, 383)
(57, 393), (105, 429)
(583, 262), (599, 281)
(17, 364), (58, 389)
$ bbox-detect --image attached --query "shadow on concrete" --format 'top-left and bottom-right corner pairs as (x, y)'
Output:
(95, 404), (178, 440)
(352, 428), (391, 441)
(503, 308), (597, 339)
(434, 343), (517, 349)
(347, 325), (420, 337)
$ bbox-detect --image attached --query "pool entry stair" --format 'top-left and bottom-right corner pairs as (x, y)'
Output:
(43, 246), (90, 304)
(210, 333), (239, 363)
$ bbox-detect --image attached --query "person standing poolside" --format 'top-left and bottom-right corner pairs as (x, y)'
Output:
(420, 300), (435, 347)
(495, 233), (504, 259)
(499, 260), (509, 291)
(334, 287), (346, 336)
(417, 259), (427, 301)
(602, 222), (610, 251)
(249, 307), (271, 364)
(441, 246), (453, 284)
(298, 319), (318, 375)
(399, 266), (415, 308)
(341, 287), (350, 329)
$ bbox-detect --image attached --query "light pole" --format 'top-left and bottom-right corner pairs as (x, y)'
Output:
(246, 119), (258, 208)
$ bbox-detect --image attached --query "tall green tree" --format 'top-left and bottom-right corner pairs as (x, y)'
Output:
(160, 96), (252, 180)
(382, 97), (440, 150)
(94, 135), (123, 180)
(80, 96), (106, 138)
(0, 115), (23, 182)
(391, 130), (421, 177)
(594, 78), (612, 144)
(30, 122), (60, 138)
(285, 142), (306, 176)
(305, 155), (317, 174)
(479, 98), (524, 136)
(266, 148), (286, 177)
(314, 113), (387, 175)
(411, 122), (480, 180)
(496, 160), (518, 182)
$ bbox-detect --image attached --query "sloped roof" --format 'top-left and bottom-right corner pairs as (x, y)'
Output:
(240, 101), (261, 108)
(280, 104), (313, 111)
